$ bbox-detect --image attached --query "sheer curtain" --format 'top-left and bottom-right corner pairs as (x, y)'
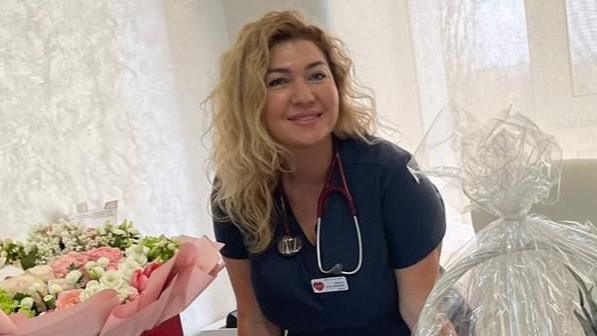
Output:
(1, 0), (596, 334)
(313, 0), (597, 264)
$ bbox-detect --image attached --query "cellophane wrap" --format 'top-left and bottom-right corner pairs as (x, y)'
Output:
(410, 106), (597, 336)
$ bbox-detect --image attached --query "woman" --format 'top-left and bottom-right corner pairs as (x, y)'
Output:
(209, 10), (446, 336)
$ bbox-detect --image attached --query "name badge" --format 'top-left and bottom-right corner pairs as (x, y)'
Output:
(311, 276), (349, 294)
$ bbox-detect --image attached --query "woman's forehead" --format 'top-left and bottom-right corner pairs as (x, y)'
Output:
(268, 40), (327, 69)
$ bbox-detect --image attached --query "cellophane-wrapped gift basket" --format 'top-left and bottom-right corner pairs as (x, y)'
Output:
(410, 106), (597, 336)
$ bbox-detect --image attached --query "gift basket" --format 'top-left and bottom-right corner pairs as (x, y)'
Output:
(0, 218), (223, 336)
(410, 105), (597, 335)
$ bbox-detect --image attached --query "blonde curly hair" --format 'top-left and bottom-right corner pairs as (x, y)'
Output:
(208, 10), (376, 254)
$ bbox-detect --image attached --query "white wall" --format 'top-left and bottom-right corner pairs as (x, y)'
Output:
(326, 0), (425, 151)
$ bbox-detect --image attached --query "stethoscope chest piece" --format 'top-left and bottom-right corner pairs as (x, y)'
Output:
(278, 234), (303, 256)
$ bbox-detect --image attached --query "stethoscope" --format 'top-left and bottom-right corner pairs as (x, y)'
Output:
(277, 148), (363, 275)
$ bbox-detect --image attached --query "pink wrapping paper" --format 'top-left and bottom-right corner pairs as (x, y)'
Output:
(0, 235), (223, 336)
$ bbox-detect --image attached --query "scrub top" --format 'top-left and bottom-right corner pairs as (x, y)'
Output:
(213, 136), (446, 336)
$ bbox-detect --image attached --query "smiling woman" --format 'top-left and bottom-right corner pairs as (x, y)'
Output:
(264, 40), (339, 150)
(207, 10), (446, 336)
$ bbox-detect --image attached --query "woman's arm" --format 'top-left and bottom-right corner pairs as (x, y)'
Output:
(224, 257), (281, 336)
(394, 246), (441, 330)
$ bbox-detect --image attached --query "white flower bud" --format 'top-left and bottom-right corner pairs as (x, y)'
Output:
(89, 266), (104, 280)
(125, 244), (144, 256)
(84, 261), (96, 270)
(20, 297), (34, 310)
(167, 243), (176, 251)
(96, 257), (110, 268)
(66, 270), (82, 284)
(49, 283), (63, 295)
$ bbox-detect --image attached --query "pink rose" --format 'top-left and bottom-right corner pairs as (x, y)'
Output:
(85, 247), (123, 269)
(131, 262), (161, 293)
(51, 252), (89, 278)
(56, 289), (83, 310)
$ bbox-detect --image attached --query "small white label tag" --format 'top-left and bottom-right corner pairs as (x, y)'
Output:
(70, 200), (118, 228)
(311, 276), (349, 294)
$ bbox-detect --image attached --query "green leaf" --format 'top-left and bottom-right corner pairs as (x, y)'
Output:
(18, 249), (39, 270)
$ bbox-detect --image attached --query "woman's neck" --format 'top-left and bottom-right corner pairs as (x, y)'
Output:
(283, 136), (334, 187)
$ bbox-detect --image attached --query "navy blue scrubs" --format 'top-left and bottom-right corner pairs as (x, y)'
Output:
(214, 137), (446, 335)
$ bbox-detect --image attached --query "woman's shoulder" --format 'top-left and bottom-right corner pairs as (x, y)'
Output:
(338, 135), (413, 168)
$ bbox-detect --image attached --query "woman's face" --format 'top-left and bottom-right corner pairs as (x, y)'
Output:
(263, 39), (339, 149)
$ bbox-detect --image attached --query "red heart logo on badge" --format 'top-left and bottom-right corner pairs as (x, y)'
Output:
(313, 281), (325, 291)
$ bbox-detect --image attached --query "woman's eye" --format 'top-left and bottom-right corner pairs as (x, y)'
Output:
(309, 72), (327, 81)
(267, 78), (288, 87)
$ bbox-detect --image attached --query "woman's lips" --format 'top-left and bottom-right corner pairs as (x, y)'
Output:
(288, 112), (323, 124)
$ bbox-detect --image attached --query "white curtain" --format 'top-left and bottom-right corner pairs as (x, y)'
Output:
(1, 0), (596, 334)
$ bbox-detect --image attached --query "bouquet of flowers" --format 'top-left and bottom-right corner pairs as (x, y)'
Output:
(0, 219), (223, 336)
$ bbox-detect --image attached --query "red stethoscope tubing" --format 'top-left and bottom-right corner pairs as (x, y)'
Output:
(278, 148), (363, 275)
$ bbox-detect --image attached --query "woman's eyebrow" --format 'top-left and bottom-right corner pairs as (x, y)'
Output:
(266, 61), (326, 75)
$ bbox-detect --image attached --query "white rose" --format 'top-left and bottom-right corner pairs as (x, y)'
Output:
(133, 254), (148, 267)
(96, 257), (110, 268)
(120, 258), (142, 279)
(100, 271), (124, 289)
(125, 244), (144, 257)
(66, 270), (82, 284)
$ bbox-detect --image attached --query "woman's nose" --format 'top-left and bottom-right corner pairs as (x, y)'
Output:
(290, 79), (315, 105)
